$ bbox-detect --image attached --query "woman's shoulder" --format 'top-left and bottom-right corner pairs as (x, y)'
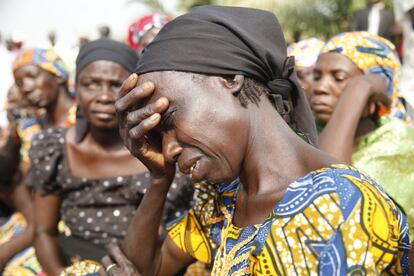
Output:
(30, 127), (67, 162)
(283, 164), (392, 211)
(28, 127), (68, 194)
(31, 127), (67, 149)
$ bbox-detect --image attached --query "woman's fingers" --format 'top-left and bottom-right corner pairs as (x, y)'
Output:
(129, 113), (161, 140)
(106, 243), (130, 270)
(126, 97), (169, 126)
(118, 73), (138, 99)
(116, 82), (155, 113)
(100, 255), (114, 276)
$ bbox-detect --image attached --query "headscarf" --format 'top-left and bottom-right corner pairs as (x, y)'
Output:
(75, 38), (138, 143)
(136, 5), (318, 146)
(128, 13), (171, 51)
(13, 48), (69, 79)
(76, 38), (138, 77)
(288, 38), (325, 69)
(320, 31), (407, 120)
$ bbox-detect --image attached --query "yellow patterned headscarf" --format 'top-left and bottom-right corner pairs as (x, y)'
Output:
(13, 48), (69, 79)
(321, 31), (407, 120)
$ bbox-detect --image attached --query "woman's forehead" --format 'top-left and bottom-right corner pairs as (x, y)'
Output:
(14, 64), (40, 76)
(317, 52), (360, 72)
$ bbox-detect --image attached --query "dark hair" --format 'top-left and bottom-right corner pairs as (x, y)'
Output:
(189, 72), (294, 124)
(237, 77), (294, 125)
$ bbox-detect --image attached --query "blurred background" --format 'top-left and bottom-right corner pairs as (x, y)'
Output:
(0, 0), (394, 47)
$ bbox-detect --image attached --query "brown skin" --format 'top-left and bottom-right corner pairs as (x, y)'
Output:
(102, 72), (336, 276)
(312, 52), (390, 164)
(33, 60), (147, 276)
(296, 66), (315, 100)
(14, 64), (73, 128)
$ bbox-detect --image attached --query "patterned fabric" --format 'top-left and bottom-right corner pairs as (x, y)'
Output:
(17, 105), (76, 163)
(13, 48), (69, 79)
(287, 38), (324, 69)
(127, 14), (171, 50)
(0, 214), (100, 276)
(167, 164), (410, 275)
(353, 115), (414, 240)
(28, 127), (192, 246)
(60, 260), (100, 276)
(320, 31), (407, 121)
(0, 213), (42, 276)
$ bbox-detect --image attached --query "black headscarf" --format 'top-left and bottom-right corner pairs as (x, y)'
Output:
(76, 38), (138, 77)
(75, 38), (138, 142)
(136, 5), (317, 146)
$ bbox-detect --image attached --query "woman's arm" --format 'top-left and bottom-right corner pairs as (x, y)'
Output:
(318, 74), (390, 163)
(122, 178), (194, 276)
(33, 192), (65, 276)
(115, 74), (194, 275)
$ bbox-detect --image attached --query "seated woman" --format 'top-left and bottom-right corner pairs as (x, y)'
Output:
(13, 48), (76, 163)
(106, 6), (409, 275)
(29, 39), (193, 276)
(312, 31), (414, 240)
(0, 83), (55, 275)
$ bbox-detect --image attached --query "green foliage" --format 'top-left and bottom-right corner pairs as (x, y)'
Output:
(179, 0), (216, 10)
(276, 0), (394, 40)
(177, 0), (395, 40)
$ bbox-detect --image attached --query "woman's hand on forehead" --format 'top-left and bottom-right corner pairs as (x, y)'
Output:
(116, 73), (156, 112)
(115, 72), (176, 182)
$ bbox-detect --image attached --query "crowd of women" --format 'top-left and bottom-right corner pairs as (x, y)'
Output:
(0, 4), (413, 276)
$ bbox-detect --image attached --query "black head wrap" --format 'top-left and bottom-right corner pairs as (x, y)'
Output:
(76, 38), (138, 77)
(136, 5), (317, 146)
(75, 38), (138, 142)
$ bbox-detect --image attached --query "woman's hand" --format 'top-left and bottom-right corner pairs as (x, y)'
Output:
(99, 243), (141, 276)
(344, 74), (391, 107)
(116, 73), (175, 182)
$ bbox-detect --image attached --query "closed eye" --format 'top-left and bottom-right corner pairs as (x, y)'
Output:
(158, 106), (177, 133)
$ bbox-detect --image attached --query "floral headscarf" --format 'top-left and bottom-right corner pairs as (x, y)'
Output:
(321, 31), (407, 120)
(13, 48), (69, 79)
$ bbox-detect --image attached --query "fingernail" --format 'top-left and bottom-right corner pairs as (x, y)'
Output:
(151, 113), (160, 121)
(157, 97), (167, 106)
(145, 82), (154, 90)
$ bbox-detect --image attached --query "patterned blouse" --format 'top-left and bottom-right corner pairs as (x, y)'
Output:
(28, 127), (193, 246)
(167, 164), (410, 275)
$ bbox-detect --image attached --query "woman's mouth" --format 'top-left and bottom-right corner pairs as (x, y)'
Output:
(91, 110), (116, 120)
(311, 102), (331, 114)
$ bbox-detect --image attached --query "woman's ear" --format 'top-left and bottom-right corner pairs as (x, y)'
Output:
(218, 75), (244, 94)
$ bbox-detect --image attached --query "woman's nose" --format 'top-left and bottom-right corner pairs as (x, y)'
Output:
(162, 131), (183, 164)
(313, 79), (330, 96)
(97, 85), (115, 103)
(20, 78), (36, 95)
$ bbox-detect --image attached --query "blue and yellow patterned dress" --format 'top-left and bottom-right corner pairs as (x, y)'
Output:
(167, 164), (410, 275)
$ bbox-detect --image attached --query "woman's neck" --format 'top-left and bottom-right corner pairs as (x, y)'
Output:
(87, 126), (123, 151)
(233, 100), (334, 227)
(44, 86), (73, 128)
(239, 100), (333, 198)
